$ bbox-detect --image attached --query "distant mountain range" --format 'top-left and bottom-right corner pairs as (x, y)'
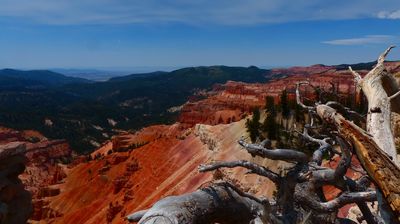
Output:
(0, 69), (91, 89)
(51, 69), (131, 81)
(0, 66), (269, 153)
(51, 67), (182, 81)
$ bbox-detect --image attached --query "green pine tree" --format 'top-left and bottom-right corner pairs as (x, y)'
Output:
(245, 107), (261, 142)
(280, 89), (290, 118)
(263, 96), (277, 140)
(265, 96), (276, 115)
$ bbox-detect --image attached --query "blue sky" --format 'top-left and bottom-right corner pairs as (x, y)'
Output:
(0, 0), (400, 70)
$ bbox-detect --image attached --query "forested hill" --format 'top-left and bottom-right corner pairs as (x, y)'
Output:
(0, 69), (91, 89)
(0, 66), (270, 153)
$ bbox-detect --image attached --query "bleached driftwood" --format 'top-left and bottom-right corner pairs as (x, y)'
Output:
(349, 46), (398, 164)
(127, 182), (272, 224)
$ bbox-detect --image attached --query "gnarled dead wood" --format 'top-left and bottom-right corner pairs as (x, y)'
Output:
(127, 182), (271, 224)
(199, 160), (281, 183)
(296, 82), (314, 110)
(349, 46), (398, 164)
(238, 139), (308, 163)
(301, 127), (332, 165)
(297, 190), (376, 212)
(317, 104), (400, 222)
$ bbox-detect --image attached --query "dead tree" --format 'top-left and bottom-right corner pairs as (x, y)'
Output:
(347, 46), (400, 223)
(127, 47), (400, 224)
(317, 104), (400, 223)
(348, 46), (398, 163)
(128, 134), (377, 224)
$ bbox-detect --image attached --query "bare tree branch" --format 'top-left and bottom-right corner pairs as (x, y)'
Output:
(317, 104), (400, 221)
(363, 46), (396, 92)
(301, 127), (330, 146)
(334, 136), (352, 179)
(212, 181), (271, 205)
(305, 136), (353, 190)
(238, 139), (308, 163)
(348, 66), (362, 87)
(296, 82), (314, 110)
(325, 101), (365, 124)
(301, 127), (332, 165)
(126, 210), (149, 222)
(382, 72), (400, 113)
(389, 90), (400, 101)
(199, 160), (281, 183)
(377, 45), (395, 65)
(345, 177), (379, 224)
(298, 191), (376, 212)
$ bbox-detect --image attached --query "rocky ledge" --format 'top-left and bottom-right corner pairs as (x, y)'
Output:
(0, 142), (32, 224)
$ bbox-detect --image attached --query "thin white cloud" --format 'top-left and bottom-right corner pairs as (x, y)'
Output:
(377, 10), (400, 19)
(0, 0), (399, 25)
(322, 35), (396, 46)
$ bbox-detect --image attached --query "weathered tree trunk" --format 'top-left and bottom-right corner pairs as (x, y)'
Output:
(348, 46), (400, 223)
(127, 183), (271, 224)
(349, 46), (398, 164)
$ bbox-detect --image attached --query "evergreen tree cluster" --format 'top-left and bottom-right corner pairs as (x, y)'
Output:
(245, 107), (261, 143)
(262, 96), (277, 140)
(245, 90), (302, 144)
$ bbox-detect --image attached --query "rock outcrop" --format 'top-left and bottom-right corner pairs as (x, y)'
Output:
(0, 142), (32, 224)
(0, 127), (72, 222)
(23, 141), (72, 221)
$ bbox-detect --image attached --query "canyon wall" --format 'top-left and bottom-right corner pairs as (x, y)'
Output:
(179, 62), (400, 127)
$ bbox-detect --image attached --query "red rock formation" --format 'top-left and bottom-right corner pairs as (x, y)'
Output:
(106, 201), (124, 223)
(0, 127), (72, 221)
(35, 120), (289, 224)
(179, 62), (400, 127)
(110, 125), (173, 153)
(0, 127), (25, 143)
(0, 142), (32, 223)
